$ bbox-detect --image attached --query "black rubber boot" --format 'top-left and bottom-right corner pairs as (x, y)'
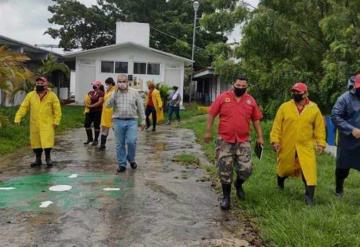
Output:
(234, 178), (245, 200)
(84, 129), (93, 144)
(277, 176), (287, 189)
(305, 186), (315, 206)
(44, 148), (53, 167)
(220, 183), (231, 210)
(335, 177), (345, 197)
(99, 135), (107, 150)
(92, 129), (100, 146)
(30, 148), (42, 167)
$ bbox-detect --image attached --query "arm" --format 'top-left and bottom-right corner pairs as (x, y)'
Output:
(14, 93), (31, 123)
(253, 120), (264, 145)
(270, 106), (283, 151)
(52, 94), (62, 126)
(136, 93), (146, 126)
(331, 95), (355, 136)
(156, 91), (163, 109)
(314, 109), (326, 147)
(204, 114), (216, 143)
(89, 97), (104, 108)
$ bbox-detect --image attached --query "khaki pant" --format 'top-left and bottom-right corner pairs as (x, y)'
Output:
(216, 139), (253, 184)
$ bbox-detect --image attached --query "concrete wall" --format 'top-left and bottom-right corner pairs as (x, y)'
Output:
(74, 45), (185, 104)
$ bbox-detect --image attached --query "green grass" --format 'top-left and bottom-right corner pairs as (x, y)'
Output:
(180, 115), (360, 247)
(0, 106), (84, 155)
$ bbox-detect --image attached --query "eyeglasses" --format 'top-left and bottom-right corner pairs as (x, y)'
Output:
(117, 81), (126, 83)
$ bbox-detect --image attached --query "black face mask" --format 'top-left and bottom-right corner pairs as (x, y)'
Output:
(355, 88), (360, 98)
(36, 85), (45, 92)
(93, 85), (98, 90)
(234, 87), (246, 97)
(292, 93), (304, 102)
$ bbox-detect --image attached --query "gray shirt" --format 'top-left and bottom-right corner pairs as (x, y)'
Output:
(106, 87), (145, 125)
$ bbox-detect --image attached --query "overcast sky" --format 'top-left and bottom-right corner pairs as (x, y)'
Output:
(0, 0), (259, 48)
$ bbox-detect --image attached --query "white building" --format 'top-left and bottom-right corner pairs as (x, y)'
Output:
(65, 22), (193, 104)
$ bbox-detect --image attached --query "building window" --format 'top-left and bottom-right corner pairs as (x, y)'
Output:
(101, 61), (114, 73)
(147, 63), (160, 75)
(115, 62), (128, 73)
(134, 62), (146, 74)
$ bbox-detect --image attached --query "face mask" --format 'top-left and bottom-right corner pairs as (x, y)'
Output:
(118, 82), (127, 90)
(104, 85), (109, 91)
(292, 93), (304, 102)
(36, 85), (45, 92)
(234, 87), (246, 97)
(93, 85), (98, 90)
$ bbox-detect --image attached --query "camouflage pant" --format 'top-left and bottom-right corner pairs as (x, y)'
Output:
(216, 139), (253, 184)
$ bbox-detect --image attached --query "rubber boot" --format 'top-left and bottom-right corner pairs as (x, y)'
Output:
(44, 148), (53, 167)
(84, 129), (93, 144)
(277, 176), (287, 189)
(92, 129), (100, 145)
(99, 135), (107, 150)
(234, 178), (245, 200)
(220, 183), (231, 210)
(30, 148), (42, 167)
(335, 177), (345, 197)
(305, 186), (315, 206)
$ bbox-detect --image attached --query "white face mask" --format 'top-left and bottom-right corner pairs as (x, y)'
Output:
(104, 85), (109, 91)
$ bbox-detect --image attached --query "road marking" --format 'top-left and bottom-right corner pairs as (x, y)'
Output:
(68, 174), (78, 178)
(0, 187), (15, 190)
(103, 188), (120, 191)
(39, 201), (53, 208)
(49, 185), (72, 191)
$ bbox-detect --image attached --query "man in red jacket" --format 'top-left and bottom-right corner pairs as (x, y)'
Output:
(204, 75), (264, 210)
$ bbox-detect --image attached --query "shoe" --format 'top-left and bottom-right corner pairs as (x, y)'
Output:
(234, 178), (245, 200)
(84, 129), (93, 144)
(277, 176), (287, 189)
(117, 166), (126, 173)
(45, 158), (53, 168)
(99, 145), (106, 150)
(92, 140), (98, 146)
(220, 183), (231, 210)
(30, 149), (42, 167)
(30, 160), (42, 167)
(130, 162), (137, 169)
(305, 186), (315, 206)
(152, 128), (156, 132)
(335, 177), (345, 197)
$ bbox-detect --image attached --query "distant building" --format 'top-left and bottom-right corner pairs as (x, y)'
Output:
(64, 22), (193, 104)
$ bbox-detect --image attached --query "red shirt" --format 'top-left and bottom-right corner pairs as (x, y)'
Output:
(147, 90), (154, 107)
(88, 90), (104, 112)
(209, 91), (263, 143)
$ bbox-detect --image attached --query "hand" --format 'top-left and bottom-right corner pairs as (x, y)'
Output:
(15, 121), (20, 126)
(53, 124), (57, 129)
(352, 128), (360, 139)
(316, 145), (324, 154)
(204, 130), (212, 143)
(272, 143), (280, 152)
(140, 124), (145, 131)
(256, 136), (264, 146)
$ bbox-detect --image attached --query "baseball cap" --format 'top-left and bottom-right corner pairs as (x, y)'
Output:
(354, 74), (360, 89)
(291, 82), (308, 93)
(35, 76), (48, 83)
(91, 80), (102, 87)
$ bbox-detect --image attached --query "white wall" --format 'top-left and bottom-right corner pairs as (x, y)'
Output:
(116, 22), (150, 47)
(73, 45), (185, 104)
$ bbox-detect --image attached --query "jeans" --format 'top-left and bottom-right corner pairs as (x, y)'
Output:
(113, 119), (138, 168)
(168, 106), (180, 122)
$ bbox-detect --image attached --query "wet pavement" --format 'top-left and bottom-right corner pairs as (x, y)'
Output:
(0, 126), (259, 246)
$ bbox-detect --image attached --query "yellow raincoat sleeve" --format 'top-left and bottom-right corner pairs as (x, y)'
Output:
(52, 94), (62, 125)
(14, 93), (31, 123)
(270, 104), (284, 144)
(313, 108), (326, 147)
(154, 90), (163, 109)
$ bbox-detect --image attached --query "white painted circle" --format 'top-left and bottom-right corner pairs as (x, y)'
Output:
(49, 185), (72, 192)
(103, 188), (120, 191)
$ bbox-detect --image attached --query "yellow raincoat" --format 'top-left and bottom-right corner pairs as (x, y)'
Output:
(14, 90), (62, 149)
(101, 86), (115, 127)
(84, 94), (91, 114)
(145, 89), (164, 123)
(270, 100), (326, 185)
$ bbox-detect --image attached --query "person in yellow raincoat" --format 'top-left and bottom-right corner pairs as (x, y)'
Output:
(99, 77), (116, 150)
(270, 82), (326, 205)
(145, 82), (163, 131)
(14, 76), (62, 167)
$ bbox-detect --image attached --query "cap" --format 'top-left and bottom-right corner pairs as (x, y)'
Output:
(291, 82), (308, 93)
(354, 74), (360, 89)
(35, 76), (48, 83)
(91, 80), (102, 87)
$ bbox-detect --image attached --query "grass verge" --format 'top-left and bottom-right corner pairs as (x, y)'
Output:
(0, 105), (84, 155)
(180, 114), (360, 246)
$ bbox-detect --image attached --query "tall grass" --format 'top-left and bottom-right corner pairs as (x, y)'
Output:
(181, 115), (360, 246)
(0, 106), (84, 155)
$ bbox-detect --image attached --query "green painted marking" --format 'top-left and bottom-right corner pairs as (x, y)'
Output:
(0, 172), (133, 212)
